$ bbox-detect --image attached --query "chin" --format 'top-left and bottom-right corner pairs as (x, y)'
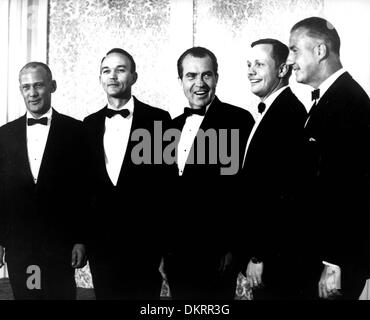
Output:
(296, 77), (305, 84)
(295, 73), (305, 83)
(251, 89), (261, 97)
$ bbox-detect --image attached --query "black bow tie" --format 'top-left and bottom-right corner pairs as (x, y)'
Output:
(258, 102), (266, 114)
(184, 107), (207, 117)
(311, 89), (320, 101)
(106, 108), (130, 118)
(27, 117), (48, 126)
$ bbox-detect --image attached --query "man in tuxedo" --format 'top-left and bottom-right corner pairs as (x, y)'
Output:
(287, 17), (370, 299)
(83, 48), (172, 299)
(238, 39), (307, 299)
(0, 62), (87, 299)
(165, 46), (254, 299)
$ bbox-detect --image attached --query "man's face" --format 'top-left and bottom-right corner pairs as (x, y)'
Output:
(247, 44), (281, 100)
(19, 67), (55, 117)
(287, 28), (320, 87)
(180, 55), (218, 109)
(100, 52), (137, 99)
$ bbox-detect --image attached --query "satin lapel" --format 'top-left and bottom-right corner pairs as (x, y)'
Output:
(313, 72), (350, 116)
(14, 115), (35, 184)
(199, 97), (220, 131)
(93, 106), (114, 185)
(181, 97), (220, 171)
(115, 98), (145, 185)
(36, 109), (61, 185)
(95, 106), (109, 177)
(256, 89), (287, 133)
(128, 97), (143, 139)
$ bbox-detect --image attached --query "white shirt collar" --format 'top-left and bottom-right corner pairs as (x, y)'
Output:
(107, 95), (135, 116)
(260, 85), (289, 115)
(317, 68), (346, 102)
(26, 107), (53, 124)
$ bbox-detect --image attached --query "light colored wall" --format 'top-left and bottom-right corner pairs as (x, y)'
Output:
(48, 0), (370, 120)
(323, 0), (370, 96)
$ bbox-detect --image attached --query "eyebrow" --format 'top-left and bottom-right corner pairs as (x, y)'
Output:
(21, 81), (44, 86)
(249, 59), (264, 64)
(101, 64), (128, 69)
(185, 71), (213, 76)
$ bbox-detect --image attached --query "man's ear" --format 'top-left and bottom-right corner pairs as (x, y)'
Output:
(178, 76), (183, 87)
(315, 43), (328, 61)
(131, 72), (138, 85)
(278, 63), (289, 78)
(51, 80), (57, 93)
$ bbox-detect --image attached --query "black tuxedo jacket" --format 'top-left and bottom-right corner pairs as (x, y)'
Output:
(83, 96), (172, 256)
(303, 72), (370, 293)
(167, 96), (254, 255)
(0, 109), (87, 261)
(239, 87), (307, 262)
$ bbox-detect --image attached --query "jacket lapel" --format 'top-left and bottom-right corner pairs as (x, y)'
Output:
(36, 109), (60, 185)
(95, 106), (109, 178)
(305, 73), (350, 135)
(116, 97), (143, 184)
(182, 97), (220, 171)
(13, 115), (35, 185)
(93, 106), (115, 186)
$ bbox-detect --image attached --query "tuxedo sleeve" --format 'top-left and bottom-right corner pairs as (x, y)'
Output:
(68, 124), (90, 246)
(0, 140), (9, 247)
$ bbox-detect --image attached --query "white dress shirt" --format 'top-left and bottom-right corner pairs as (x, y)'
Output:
(26, 108), (53, 184)
(177, 103), (212, 176)
(242, 85), (289, 168)
(104, 97), (134, 186)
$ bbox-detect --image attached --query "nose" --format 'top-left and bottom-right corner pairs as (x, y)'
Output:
(248, 65), (256, 76)
(29, 86), (38, 97)
(195, 75), (205, 87)
(109, 70), (118, 79)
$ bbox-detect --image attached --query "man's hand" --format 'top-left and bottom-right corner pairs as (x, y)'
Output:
(71, 244), (87, 269)
(246, 259), (264, 288)
(0, 245), (4, 269)
(318, 264), (342, 299)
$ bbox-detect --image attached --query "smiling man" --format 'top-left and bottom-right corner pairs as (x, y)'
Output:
(83, 48), (171, 300)
(287, 17), (370, 300)
(165, 46), (254, 300)
(0, 62), (87, 299)
(238, 38), (307, 300)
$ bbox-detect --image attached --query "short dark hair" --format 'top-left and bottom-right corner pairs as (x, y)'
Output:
(100, 48), (136, 73)
(19, 62), (53, 81)
(177, 46), (218, 79)
(291, 17), (340, 56)
(251, 38), (292, 79)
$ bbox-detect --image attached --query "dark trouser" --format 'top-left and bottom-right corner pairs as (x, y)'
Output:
(89, 251), (162, 300)
(252, 253), (302, 300)
(6, 251), (76, 300)
(165, 251), (237, 300)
